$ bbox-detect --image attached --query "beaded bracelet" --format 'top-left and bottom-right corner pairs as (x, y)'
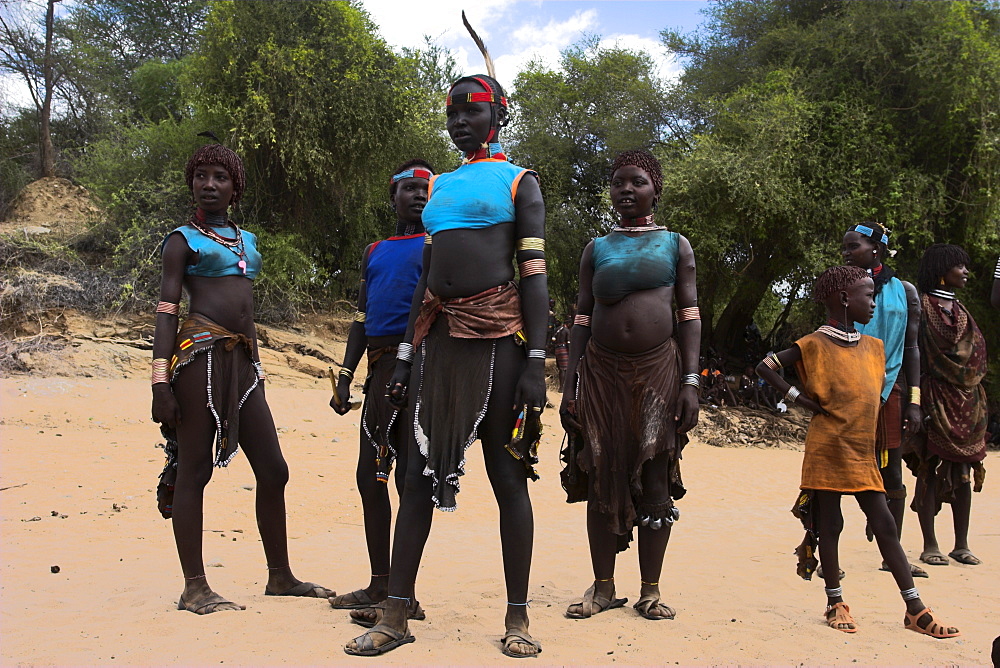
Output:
(762, 353), (782, 371)
(994, 255), (1000, 279)
(573, 314), (591, 327)
(151, 358), (170, 385)
(784, 386), (801, 403)
(253, 361), (266, 382)
(676, 306), (700, 322)
(156, 301), (179, 316)
(396, 342), (414, 363)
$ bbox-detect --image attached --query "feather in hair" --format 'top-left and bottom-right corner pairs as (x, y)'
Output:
(461, 11), (496, 80)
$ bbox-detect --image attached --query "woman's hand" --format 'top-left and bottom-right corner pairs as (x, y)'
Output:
(513, 364), (546, 414)
(902, 403), (923, 435)
(559, 394), (582, 433)
(151, 384), (180, 428)
(330, 377), (353, 415)
(797, 395), (828, 416)
(675, 385), (699, 434)
(386, 361), (411, 409)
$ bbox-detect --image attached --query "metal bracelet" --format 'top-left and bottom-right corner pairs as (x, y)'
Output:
(900, 587), (920, 601)
(994, 255), (1000, 279)
(527, 348), (546, 359)
(338, 367), (354, 381)
(681, 372), (701, 388)
(396, 342), (414, 363)
(253, 361), (266, 381)
(784, 385), (801, 403)
(909, 387), (921, 405)
(824, 586), (843, 598)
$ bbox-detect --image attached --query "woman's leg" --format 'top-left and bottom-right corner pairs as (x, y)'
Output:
(357, 424), (392, 597)
(635, 452), (674, 619)
(915, 471), (945, 562)
(880, 447), (906, 539)
(239, 386), (330, 597)
(814, 491), (855, 631)
(478, 338), (538, 655)
(950, 481), (978, 561)
(171, 356), (242, 613)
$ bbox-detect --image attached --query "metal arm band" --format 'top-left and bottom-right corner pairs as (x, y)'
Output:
(518, 258), (546, 278)
(527, 349), (546, 360)
(396, 342), (414, 363)
(676, 306), (700, 322)
(909, 387), (921, 405)
(151, 358), (170, 385)
(424, 234), (432, 245)
(516, 237), (545, 252)
(574, 314), (591, 327)
(353, 311), (366, 323)
(338, 367), (354, 381)
(253, 361), (266, 382)
(762, 353), (782, 372)
(681, 373), (701, 388)
(784, 386), (801, 403)
(156, 301), (179, 316)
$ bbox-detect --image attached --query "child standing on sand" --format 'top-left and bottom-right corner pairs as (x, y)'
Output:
(756, 265), (959, 638)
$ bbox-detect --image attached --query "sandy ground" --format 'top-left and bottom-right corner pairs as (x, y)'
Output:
(1, 374), (998, 667)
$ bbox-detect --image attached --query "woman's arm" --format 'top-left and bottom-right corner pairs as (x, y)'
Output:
(511, 174), (548, 412)
(674, 235), (700, 433)
(150, 233), (190, 428)
(756, 345), (826, 415)
(559, 242), (595, 432)
(900, 280), (923, 434)
(387, 241), (432, 408)
(333, 244), (374, 414)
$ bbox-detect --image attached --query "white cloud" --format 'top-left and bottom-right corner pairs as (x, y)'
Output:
(598, 34), (683, 83)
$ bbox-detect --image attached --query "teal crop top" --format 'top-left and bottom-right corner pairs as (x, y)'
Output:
(164, 224), (262, 280)
(591, 230), (679, 303)
(422, 159), (537, 235)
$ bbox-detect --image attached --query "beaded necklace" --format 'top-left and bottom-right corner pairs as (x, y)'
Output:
(611, 214), (666, 233)
(817, 320), (861, 343)
(928, 288), (956, 301)
(190, 208), (249, 275)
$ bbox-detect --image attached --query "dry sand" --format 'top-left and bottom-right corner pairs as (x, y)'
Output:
(2, 372), (997, 666)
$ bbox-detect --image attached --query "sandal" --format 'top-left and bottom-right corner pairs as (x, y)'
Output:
(816, 564), (846, 580)
(919, 552), (949, 566)
(565, 584), (628, 619)
(264, 581), (334, 598)
(825, 602), (858, 633)
(947, 549), (981, 565)
(880, 562), (929, 578)
(633, 594), (675, 620)
(329, 588), (382, 609)
(501, 628), (542, 658)
(903, 607), (960, 639)
(344, 623), (415, 656)
(177, 592), (245, 615)
(350, 599), (426, 628)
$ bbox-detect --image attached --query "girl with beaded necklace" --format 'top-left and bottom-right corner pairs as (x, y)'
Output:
(756, 265), (959, 638)
(151, 143), (332, 614)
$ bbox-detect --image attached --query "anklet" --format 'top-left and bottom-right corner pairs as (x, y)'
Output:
(371, 573), (390, 578)
(900, 587), (920, 601)
(824, 586), (843, 598)
(267, 565), (288, 570)
(185, 574), (206, 580)
(595, 577), (614, 582)
(387, 595), (411, 603)
(507, 600), (531, 606)
(641, 581), (658, 587)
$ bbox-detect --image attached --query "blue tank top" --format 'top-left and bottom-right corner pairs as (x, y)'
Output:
(421, 159), (536, 235)
(591, 230), (679, 303)
(364, 234), (424, 337)
(164, 224), (263, 280)
(855, 275), (907, 401)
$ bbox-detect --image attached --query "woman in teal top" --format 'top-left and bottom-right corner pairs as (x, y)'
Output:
(151, 143), (332, 614)
(841, 221), (925, 577)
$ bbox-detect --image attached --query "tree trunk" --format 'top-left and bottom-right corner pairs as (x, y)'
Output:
(39, 0), (57, 178)
(710, 254), (776, 356)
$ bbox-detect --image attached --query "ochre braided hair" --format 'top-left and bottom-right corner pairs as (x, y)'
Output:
(610, 149), (663, 197)
(813, 265), (868, 303)
(185, 144), (246, 205)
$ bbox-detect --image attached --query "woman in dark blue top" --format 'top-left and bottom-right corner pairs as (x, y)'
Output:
(151, 143), (331, 614)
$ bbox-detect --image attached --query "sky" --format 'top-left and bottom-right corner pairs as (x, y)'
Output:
(360, 0), (713, 85)
(0, 1), (714, 114)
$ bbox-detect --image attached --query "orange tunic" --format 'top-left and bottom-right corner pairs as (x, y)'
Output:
(795, 332), (886, 493)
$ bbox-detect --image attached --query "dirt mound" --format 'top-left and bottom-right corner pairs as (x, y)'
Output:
(0, 177), (100, 238)
(691, 404), (809, 450)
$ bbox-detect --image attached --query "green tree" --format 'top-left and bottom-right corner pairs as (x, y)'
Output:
(661, 0), (1000, 361)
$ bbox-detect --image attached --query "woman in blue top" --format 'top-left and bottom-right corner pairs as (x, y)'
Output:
(841, 222), (926, 577)
(559, 150), (700, 622)
(345, 74), (547, 658)
(151, 143), (331, 614)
